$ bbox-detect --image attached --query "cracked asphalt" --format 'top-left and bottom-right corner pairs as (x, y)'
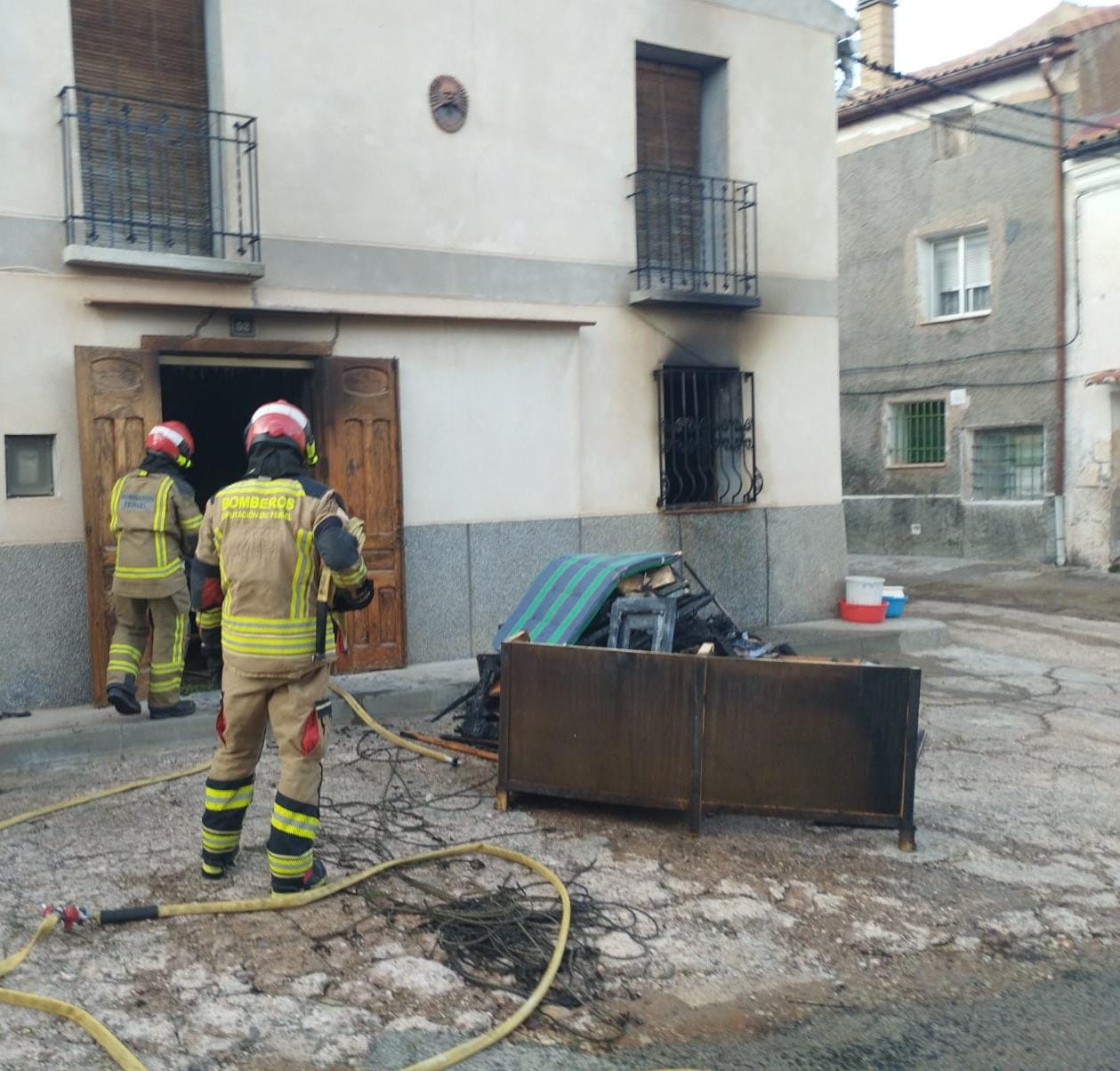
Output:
(2, 555), (1120, 1070)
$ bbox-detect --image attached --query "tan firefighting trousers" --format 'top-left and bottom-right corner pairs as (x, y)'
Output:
(107, 587), (191, 707)
(201, 662), (332, 882)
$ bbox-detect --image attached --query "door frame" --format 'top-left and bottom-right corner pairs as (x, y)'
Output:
(79, 334), (408, 702)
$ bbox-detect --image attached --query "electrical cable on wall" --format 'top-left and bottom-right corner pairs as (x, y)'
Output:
(854, 54), (1120, 134)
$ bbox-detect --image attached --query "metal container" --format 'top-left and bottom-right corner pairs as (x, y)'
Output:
(497, 641), (920, 850)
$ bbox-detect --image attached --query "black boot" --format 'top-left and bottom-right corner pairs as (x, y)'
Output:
(107, 683), (141, 715)
(149, 699), (197, 720)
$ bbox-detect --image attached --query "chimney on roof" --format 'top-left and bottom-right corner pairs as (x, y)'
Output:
(857, 0), (898, 93)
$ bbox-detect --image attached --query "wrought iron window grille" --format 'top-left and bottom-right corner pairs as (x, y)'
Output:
(59, 86), (260, 262)
(629, 169), (759, 306)
(655, 366), (762, 510)
(888, 400), (946, 466)
(972, 426), (1045, 499)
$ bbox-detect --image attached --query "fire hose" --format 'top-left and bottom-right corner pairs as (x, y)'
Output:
(0, 685), (568, 1071)
(0, 683), (710, 1071)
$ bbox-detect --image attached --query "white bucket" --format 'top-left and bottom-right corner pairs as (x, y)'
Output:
(845, 575), (885, 606)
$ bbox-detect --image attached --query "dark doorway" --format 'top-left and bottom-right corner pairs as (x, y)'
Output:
(158, 358), (316, 689)
(159, 359), (315, 508)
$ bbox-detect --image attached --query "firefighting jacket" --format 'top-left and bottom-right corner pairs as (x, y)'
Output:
(110, 458), (202, 598)
(191, 475), (367, 676)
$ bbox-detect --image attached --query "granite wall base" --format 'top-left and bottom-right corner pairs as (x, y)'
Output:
(404, 504), (847, 664)
(0, 542), (90, 710)
(7, 505), (848, 706)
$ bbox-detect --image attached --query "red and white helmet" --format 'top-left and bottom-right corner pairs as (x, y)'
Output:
(244, 400), (318, 465)
(145, 421), (195, 469)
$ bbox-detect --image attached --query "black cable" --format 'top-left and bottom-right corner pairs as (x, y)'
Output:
(896, 105), (1058, 152)
(855, 54), (1120, 134)
(312, 723), (665, 1033)
(841, 375), (1067, 396)
(841, 345), (1058, 375)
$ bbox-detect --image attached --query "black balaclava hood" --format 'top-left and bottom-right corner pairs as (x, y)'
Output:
(246, 440), (304, 478)
(139, 451), (184, 478)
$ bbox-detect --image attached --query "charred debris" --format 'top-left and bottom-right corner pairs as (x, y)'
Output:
(433, 552), (792, 746)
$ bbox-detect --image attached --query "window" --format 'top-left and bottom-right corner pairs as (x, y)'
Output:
(67, 0), (211, 254)
(888, 401), (945, 465)
(928, 231), (991, 318)
(973, 426), (1045, 499)
(5, 435), (56, 497)
(655, 366), (760, 509)
(61, 0), (261, 267)
(630, 47), (757, 306)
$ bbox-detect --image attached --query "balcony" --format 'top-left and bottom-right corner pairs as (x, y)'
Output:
(59, 86), (262, 280)
(629, 169), (759, 308)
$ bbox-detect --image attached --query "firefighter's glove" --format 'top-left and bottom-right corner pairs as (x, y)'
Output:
(344, 516), (366, 547)
(332, 578), (373, 613)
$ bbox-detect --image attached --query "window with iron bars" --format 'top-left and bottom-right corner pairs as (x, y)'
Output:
(655, 366), (761, 509)
(888, 400), (946, 465)
(972, 426), (1045, 499)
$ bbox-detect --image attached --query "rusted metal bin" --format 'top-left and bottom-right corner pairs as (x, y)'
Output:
(497, 641), (921, 850)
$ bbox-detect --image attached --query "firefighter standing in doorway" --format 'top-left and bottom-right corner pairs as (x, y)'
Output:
(191, 400), (372, 894)
(106, 422), (202, 719)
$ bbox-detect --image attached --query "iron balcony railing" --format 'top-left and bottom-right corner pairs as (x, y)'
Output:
(629, 169), (759, 305)
(59, 86), (260, 262)
(655, 366), (762, 510)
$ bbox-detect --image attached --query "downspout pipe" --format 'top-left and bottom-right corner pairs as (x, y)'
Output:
(1041, 55), (1068, 566)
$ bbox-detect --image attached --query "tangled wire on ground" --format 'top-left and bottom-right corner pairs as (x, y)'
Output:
(313, 725), (662, 1042)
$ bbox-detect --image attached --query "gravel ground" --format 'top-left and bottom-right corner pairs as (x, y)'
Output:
(3, 573), (1120, 1069)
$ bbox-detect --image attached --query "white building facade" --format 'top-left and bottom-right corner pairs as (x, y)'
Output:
(0, 0), (852, 709)
(1065, 138), (1120, 567)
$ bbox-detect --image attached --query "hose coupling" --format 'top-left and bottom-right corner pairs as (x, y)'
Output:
(42, 903), (92, 929)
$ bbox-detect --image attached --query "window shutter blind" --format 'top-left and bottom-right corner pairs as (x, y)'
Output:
(636, 61), (701, 173)
(963, 231), (991, 288)
(634, 61), (703, 287)
(71, 0), (207, 106)
(69, 0), (212, 255)
(934, 239), (959, 292)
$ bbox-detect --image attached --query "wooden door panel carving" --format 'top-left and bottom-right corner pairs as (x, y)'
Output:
(319, 357), (406, 671)
(75, 346), (161, 703)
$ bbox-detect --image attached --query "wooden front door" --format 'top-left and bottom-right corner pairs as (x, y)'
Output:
(75, 346), (162, 704)
(318, 357), (406, 671)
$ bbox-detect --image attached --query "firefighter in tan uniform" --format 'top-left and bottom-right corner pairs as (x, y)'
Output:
(106, 421), (202, 719)
(191, 400), (371, 894)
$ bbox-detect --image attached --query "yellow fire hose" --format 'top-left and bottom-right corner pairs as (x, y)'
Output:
(0, 685), (709, 1071)
(0, 685), (570, 1071)
(328, 681), (459, 765)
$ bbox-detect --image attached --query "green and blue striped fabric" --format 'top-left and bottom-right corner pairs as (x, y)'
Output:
(493, 552), (679, 649)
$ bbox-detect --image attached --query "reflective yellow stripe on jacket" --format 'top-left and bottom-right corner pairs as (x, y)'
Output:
(153, 477), (173, 569)
(221, 612), (334, 660)
(113, 559), (185, 580)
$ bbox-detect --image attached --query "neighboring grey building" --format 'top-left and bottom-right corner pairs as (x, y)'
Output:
(0, 0), (854, 709)
(837, 1), (1120, 563)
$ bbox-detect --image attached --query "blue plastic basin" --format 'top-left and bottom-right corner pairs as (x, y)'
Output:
(882, 594), (907, 619)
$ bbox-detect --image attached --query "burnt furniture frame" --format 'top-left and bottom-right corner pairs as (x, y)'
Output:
(497, 641), (920, 850)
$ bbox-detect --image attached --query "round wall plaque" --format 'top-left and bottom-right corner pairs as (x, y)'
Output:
(430, 75), (469, 133)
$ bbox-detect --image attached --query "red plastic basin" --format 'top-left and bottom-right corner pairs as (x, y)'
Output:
(838, 599), (887, 624)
